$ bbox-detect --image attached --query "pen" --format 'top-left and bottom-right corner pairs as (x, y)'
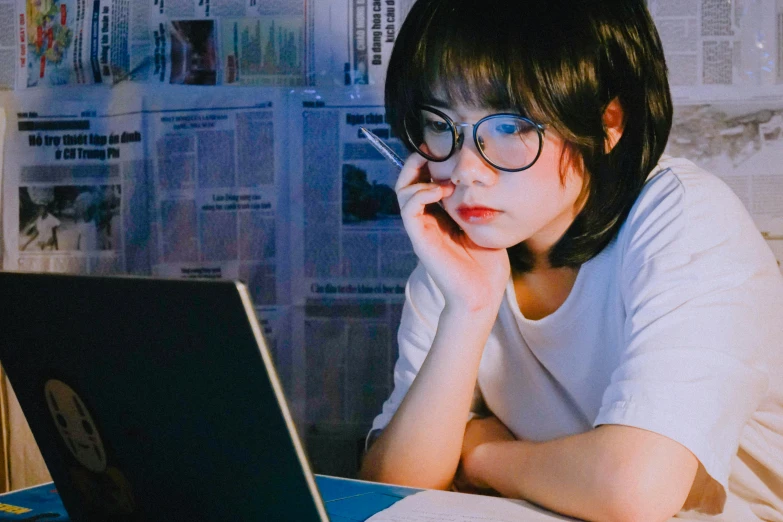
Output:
(361, 127), (447, 209)
(360, 127), (405, 170)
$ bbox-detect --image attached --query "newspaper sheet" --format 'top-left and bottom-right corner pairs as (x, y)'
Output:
(13, 0), (782, 93)
(286, 88), (411, 450)
(144, 87), (295, 398)
(289, 88), (414, 304)
(2, 86), (146, 274)
(649, 0), (783, 101)
(5, 0), (312, 90)
(312, 0), (416, 87)
(145, 88), (289, 300)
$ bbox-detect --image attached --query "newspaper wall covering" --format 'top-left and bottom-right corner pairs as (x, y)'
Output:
(1, 0), (783, 480)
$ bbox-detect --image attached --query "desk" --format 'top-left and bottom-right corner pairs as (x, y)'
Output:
(0, 475), (421, 521)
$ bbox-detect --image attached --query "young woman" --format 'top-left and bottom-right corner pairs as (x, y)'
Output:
(358, 1), (783, 521)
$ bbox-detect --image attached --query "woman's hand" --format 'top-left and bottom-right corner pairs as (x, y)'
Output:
(395, 154), (510, 312)
(453, 415), (516, 493)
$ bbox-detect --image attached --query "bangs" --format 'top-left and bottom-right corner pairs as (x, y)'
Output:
(392, 1), (538, 117)
(416, 28), (513, 111)
(386, 0), (606, 147)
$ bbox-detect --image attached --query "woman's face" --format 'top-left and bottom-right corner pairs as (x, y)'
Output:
(424, 103), (587, 256)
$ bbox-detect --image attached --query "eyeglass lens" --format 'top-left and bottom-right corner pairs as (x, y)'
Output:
(405, 107), (542, 171)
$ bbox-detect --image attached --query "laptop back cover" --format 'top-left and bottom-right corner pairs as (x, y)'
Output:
(0, 272), (328, 521)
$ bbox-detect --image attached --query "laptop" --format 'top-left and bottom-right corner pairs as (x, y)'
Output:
(0, 271), (353, 521)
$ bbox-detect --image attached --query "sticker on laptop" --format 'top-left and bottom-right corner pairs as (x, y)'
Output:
(44, 379), (136, 516)
(44, 379), (106, 473)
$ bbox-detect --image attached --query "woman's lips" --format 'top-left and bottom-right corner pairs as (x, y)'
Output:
(456, 206), (501, 224)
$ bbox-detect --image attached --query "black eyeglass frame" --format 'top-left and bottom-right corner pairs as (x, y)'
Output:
(403, 105), (546, 173)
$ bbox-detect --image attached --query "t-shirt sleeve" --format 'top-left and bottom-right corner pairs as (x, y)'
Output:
(594, 166), (779, 495)
(369, 262), (445, 434)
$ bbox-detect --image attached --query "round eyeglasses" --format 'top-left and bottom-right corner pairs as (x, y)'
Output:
(403, 106), (545, 172)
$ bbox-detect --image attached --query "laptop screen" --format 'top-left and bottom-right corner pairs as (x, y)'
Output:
(0, 272), (329, 521)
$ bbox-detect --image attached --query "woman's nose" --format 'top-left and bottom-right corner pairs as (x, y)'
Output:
(449, 134), (497, 186)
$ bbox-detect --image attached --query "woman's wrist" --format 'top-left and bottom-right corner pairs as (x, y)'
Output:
(461, 440), (497, 490)
(441, 293), (504, 319)
(435, 268), (508, 315)
(437, 304), (500, 348)
(462, 440), (529, 496)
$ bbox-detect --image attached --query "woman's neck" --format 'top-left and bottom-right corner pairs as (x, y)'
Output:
(512, 264), (580, 320)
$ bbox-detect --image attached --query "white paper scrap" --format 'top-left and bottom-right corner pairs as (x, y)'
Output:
(366, 490), (580, 522)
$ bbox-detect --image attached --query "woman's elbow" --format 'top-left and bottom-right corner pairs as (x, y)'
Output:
(359, 449), (454, 490)
(597, 460), (696, 522)
(599, 492), (686, 522)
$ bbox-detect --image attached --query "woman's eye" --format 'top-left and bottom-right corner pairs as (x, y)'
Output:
(424, 120), (450, 133)
(493, 119), (534, 136)
(496, 123), (519, 135)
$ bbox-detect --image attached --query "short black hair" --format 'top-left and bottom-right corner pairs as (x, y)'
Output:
(385, 0), (672, 272)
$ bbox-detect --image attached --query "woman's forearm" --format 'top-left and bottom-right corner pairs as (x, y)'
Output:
(359, 304), (498, 489)
(463, 425), (698, 522)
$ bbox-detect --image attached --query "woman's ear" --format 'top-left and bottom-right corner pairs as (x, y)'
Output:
(603, 98), (625, 153)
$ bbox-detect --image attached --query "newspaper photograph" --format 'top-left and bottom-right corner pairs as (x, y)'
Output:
(146, 88), (289, 306)
(13, 0), (140, 89)
(217, 16), (306, 86)
(18, 183), (120, 251)
(136, 0), (311, 86)
(1, 89), (146, 274)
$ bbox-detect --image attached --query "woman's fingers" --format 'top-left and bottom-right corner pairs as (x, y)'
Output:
(400, 183), (443, 219)
(394, 153), (429, 193)
(395, 153), (450, 223)
(397, 181), (444, 209)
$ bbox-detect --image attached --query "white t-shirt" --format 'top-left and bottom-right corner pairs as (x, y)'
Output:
(34, 213), (61, 249)
(76, 221), (99, 251)
(371, 156), (783, 520)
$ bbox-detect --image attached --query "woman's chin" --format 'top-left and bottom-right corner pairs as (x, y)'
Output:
(462, 230), (523, 250)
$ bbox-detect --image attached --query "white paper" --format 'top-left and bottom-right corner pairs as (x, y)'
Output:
(366, 490), (580, 522)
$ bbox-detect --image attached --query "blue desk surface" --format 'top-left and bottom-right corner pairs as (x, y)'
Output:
(0, 475), (422, 521)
